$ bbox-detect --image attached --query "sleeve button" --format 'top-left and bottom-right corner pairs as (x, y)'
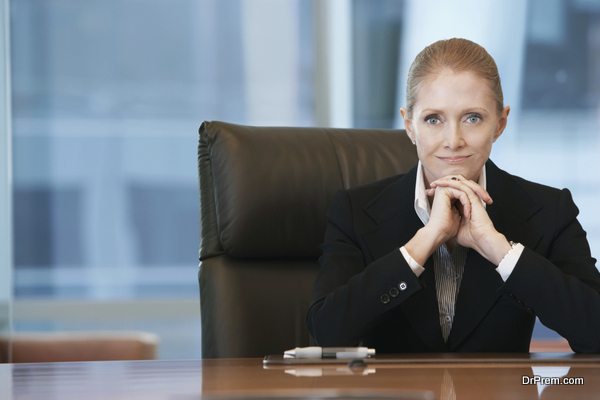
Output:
(399, 281), (408, 291)
(380, 294), (391, 304)
(389, 287), (400, 298)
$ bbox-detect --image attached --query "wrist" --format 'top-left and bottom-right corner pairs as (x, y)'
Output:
(421, 225), (450, 249)
(405, 227), (446, 266)
(479, 232), (512, 266)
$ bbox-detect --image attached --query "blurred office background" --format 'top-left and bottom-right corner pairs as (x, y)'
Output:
(1, 0), (600, 359)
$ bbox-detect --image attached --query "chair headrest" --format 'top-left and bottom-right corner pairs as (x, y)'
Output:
(198, 121), (417, 259)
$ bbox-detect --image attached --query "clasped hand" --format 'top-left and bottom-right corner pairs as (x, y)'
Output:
(424, 175), (509, 264)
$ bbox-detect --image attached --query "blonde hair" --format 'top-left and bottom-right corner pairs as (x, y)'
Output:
(406, 38), (504, 117)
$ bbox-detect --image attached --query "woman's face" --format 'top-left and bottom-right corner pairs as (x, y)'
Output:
(401, 69), (510, 186)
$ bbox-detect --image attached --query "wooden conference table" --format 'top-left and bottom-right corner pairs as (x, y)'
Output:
(2, 353), (600, 399)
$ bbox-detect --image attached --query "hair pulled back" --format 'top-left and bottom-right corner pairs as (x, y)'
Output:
(406, 38), (503, 117)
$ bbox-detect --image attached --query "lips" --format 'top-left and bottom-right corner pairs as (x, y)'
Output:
(437, 155), (471, 163)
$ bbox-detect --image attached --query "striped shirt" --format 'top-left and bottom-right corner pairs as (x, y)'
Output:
(434, 243), (467, 341)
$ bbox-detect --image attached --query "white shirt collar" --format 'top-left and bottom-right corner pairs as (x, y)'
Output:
(414, 161), (487, 226)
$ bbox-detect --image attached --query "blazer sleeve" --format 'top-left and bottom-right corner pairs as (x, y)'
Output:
(306, 190), (422, 346)
(504, 188), (600, 353)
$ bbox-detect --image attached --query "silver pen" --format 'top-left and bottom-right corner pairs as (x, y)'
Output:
(283, 346), (375, 359)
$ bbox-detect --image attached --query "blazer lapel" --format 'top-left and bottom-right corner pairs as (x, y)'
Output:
(447, 160), (543, 350)
(361, 167), (446, 351)
(484, 160), (544, 249)
(361, 167), (421, 258)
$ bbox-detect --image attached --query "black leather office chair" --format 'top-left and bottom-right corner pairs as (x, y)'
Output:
(198, 120), (418, 358)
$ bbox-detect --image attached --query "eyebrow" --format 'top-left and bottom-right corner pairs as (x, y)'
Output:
(419, 107), (490, 115)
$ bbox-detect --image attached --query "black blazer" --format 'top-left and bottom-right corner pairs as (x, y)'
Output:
(307, 160), (600, 353)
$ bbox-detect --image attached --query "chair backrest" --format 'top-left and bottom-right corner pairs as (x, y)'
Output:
(198, 121), (418, 358)
(0, 331), (158, 363)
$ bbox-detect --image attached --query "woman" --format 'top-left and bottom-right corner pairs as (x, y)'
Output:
(307, 38), (600, 353)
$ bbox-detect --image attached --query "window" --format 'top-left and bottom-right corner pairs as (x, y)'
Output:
(6, 0), (600, 357)
(10, 0), (314, 358)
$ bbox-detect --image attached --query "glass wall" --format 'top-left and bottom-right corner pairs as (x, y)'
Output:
(10, 0), (314, 358)
(11, 0), (314, 300)
(510, 1), (600, 302)
(1, 0), (13, 365)
(6, 0), (600, 358)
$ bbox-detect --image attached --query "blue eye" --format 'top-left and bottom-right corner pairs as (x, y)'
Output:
(465, 113), (482, 124)
(425, 115), (441, 125)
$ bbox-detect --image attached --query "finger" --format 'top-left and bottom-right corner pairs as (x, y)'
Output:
(455, 188), (471, 219)
(436, 186), (471, 219)
(446, 180), (482, 211)
(431, 177), (492, 205)
(455, 176), (493, 204)
(431, 175), (492, 204)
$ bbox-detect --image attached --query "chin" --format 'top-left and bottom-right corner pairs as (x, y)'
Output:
(437, 167), (478, 182)
(444, 166), (470, 176)
(425, 159), (483, 183)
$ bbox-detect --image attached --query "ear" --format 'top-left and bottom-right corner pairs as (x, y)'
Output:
(400, 107), (416, 144)
(493, 105), (510, 142)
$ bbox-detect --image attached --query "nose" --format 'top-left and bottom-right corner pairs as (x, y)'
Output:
(444, 123), (465, 150)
